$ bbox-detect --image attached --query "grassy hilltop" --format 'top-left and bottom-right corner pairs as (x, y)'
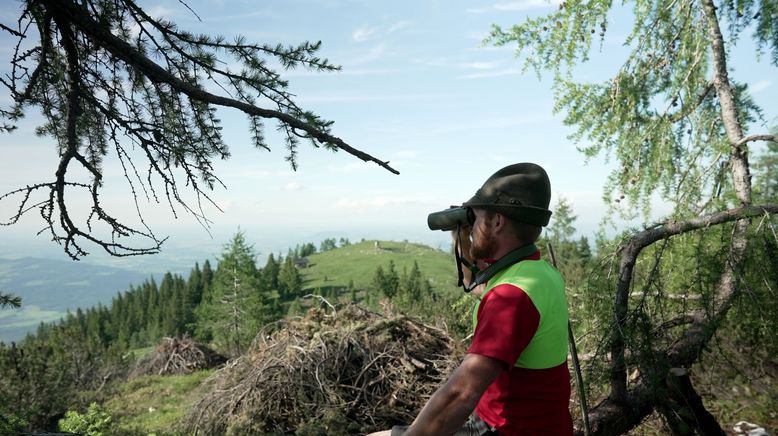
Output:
(302, 239), (459, 294)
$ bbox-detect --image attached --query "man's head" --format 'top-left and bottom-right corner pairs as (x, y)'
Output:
(463, 163), (552, 259)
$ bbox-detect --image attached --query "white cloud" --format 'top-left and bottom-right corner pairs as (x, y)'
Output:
(488, 153), (510, 164)
(353, 26), (378, 42)
(427, 113), (552, 134)
(467, 0), (561, 14)
(751, 80), (772, 93)
(201, 9), (272, 23)
(395, 150), (420, 158)
(352, 21), (413, 43)
(466, 31), (490, 41)
(334, 196), (422, 211)
(462, 61), (503, 70)
(458, 68), (522, 79)
(146, 5), (175, 19)
(413, 57), (452, 67)
(335, 198), (361, 209)
(354, 44), (386, 64)
(337, 44), (387, 67)
(495, 0), (560, 11)
(217, 199), (233, 212)
(296, 92), (428, 103)
(238, 168), (298, 179)
(284, 68), (398, 78)
(414, 57), (504, 71)
(284, 182), (304, 191)
(387, 20), (413, 33)
(338, 68), (398, 76)
(327, 162), (373, 173)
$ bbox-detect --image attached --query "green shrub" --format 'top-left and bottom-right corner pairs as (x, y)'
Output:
(0, 413), (27, 435)
(58, 402), (114, 435)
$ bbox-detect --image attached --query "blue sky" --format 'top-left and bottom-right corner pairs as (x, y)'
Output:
(0, 0), (776, 265)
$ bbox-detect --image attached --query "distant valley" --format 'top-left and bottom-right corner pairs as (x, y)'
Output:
(0, 257), (155, 342)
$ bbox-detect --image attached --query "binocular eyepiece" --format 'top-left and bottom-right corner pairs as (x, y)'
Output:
(427, 206), (475, 231)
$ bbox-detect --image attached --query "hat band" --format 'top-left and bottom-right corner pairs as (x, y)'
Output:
(464, 203), (551, 227)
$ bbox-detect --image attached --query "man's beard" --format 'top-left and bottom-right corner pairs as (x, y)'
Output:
(470, 216), (496, 260)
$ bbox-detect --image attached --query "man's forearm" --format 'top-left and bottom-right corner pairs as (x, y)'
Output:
(403, 354), (502, 435)
(404, 379), (479, 435)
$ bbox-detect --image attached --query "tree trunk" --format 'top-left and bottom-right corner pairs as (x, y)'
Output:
(657, 368), (725, 436)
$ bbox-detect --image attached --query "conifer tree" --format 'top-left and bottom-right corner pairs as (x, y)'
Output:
(370, 262), (400, 299)
(299, 243), (317, 257)
(371, 265), (387, 297)
(277, 256), (303, 300)
(183, 263), (203, 331)
(202, 260), (214, 292)
(384, 261), (400, 299)
(320, 238), (337, 252)
(548, 197), (577, 244)
(403, 261), (426, 305)
(144, 279), (161, 342)
(187, 263), (204, 306)
(261, 254), (280, 291)
(110, 291), (128, 349)
(196, 232), (269, 354)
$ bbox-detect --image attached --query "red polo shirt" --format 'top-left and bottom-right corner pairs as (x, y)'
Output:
(467, 253), (573, 435)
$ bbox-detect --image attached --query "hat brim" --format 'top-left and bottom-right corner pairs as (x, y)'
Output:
(462, 201), (552, 227)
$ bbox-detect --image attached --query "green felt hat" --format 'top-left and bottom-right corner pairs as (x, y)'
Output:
(463, 163), (552, 226)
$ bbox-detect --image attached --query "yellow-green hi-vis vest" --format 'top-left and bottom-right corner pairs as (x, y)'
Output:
(472, 258), (569, 369)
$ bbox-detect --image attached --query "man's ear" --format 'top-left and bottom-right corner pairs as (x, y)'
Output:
(493, 213), (507, 234)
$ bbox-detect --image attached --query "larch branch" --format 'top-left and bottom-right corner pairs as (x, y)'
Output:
(43, 0), (399, 175)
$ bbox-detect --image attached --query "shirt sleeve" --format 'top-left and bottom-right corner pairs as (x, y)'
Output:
(467, 283), (540, 369)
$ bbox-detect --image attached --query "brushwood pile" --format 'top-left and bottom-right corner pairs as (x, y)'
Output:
(130, 336), (227, 378)
(185, 305), (462, 435)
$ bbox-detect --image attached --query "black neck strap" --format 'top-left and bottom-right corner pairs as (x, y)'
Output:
(465, 243), (538, 292)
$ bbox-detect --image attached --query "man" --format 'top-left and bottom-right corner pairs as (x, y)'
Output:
(370, 163), (573, 435)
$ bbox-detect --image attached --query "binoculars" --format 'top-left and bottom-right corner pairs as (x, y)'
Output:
(427, 206), (475, 231)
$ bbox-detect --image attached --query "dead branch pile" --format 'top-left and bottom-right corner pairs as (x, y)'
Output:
(184, 305), (462, 435)
(130, 336), (227, 378)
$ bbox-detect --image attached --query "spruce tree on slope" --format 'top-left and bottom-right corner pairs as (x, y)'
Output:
(196, 232), (269, 355)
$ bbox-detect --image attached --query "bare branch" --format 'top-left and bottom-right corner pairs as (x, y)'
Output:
(0, 22), (25, 38)
(609, 204), (778, 400)
(735, 133), (778, 147)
